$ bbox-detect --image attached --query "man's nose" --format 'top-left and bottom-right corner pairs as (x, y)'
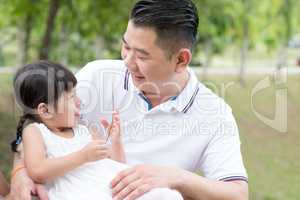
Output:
(123, 51), (138, 72)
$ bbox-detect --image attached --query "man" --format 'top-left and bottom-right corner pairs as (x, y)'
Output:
(10, 0), (248, 200)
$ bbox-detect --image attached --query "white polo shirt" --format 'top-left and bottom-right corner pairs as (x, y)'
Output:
(75, 59), (248, 182)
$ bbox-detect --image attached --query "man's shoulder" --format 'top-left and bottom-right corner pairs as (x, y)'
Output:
(195, 81), (233, 115)
(76, 59), (126, 79)
(85, 59), (125, 69)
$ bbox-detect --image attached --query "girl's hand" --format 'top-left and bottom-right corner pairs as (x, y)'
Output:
(101, 111), (122, 143)
(111, 111), (122, 143)
(81, 140), (109, 162)
(101, 111), (126, 163)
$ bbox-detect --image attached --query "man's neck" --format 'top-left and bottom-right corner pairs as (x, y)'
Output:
(144, 71), (190, 108)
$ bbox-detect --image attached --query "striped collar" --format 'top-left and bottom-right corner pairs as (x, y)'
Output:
(123, 68), (199, 114)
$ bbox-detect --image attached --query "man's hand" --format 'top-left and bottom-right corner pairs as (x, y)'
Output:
(34, 184), (49, 200)
(10, 169), (48, 200)
(110, 165), (182, 200)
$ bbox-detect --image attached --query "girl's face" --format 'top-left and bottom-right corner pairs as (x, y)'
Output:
(50, 88), (81, 129)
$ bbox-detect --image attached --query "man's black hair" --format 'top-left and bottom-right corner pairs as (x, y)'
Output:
(130, 0), (199, 56)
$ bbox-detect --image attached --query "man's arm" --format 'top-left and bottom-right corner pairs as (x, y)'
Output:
(10, 150), (41, 200)
(177, 169), (248, 200)
(110, 165), (248, 200)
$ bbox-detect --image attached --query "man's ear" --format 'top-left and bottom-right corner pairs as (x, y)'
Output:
(37, 103), (52, 119)
(175, 48), (192, 73)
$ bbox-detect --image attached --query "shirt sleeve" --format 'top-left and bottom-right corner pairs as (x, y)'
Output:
(198, 109), (248, 182)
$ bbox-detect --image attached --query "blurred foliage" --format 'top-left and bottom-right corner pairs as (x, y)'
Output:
(0, 0), (299, 66)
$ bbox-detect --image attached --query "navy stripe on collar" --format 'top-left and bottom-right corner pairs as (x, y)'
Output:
(138, 93), (153, 110)
(124, 69), (199, 114)
(181, 85), (199, 113)
(123, 69), (130, 90)
(219, 176), (248, 183)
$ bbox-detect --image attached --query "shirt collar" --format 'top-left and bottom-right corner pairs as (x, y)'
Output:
(123, 68), (199, 114)
(170, 68), (199, 113)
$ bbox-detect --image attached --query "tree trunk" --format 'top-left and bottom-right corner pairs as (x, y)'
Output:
(239, 22), (248, 86)
(277, 0), (292, 70)
(0, 29), (16, 66)
(276, 47), (287, 70)
(59, 24), (68, 65)
(95, 36), (105, 59)
(0, 45), (4, 66)
(21, 13), (33, 65)
(202, 39), (212, 81)
(39, 0), (60, 60)
(239, 1), (250, 86)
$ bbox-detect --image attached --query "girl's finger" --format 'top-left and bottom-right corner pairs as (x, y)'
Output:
(100, 118), (110, 130)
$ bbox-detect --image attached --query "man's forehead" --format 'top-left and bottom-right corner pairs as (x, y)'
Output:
(125, 21), (157, 41)
(122, 27), (158, 56)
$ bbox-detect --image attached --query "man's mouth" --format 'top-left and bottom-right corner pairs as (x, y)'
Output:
(133, 74), (145, 81)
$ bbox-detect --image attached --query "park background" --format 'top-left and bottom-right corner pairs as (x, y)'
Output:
(0, 0), (299, 199)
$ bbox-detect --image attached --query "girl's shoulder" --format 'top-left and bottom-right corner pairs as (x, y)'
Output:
(23, 122), (56, 143)
(22, 122), (45, 142)
(26, 122), (48, 134)
(23, 122), (41, 135)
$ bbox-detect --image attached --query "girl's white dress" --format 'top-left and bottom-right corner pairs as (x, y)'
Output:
(34, 123), (183, 200)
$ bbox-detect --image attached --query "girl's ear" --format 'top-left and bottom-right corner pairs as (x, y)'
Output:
(37, 103), (52, 119)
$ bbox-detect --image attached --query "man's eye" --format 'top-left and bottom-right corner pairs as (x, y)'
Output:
(137, 56), (147, 60)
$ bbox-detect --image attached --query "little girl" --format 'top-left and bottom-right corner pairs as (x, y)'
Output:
(11, 61), (182, 200)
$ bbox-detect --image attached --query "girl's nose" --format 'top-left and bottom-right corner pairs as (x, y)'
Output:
(75, 96), (81, 109)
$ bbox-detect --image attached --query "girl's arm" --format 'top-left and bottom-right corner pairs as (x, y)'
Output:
(110, 138), (126, 163)
(23, 124), (109, 184)
(0, 171), (9, 197)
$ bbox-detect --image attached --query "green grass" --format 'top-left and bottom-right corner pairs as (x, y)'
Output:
(0, 73), (299, 200)
(0, 74), (15, 177)
(202, 75), (300, 200)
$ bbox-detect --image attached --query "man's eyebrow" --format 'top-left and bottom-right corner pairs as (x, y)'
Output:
(122, 36), (150, 56)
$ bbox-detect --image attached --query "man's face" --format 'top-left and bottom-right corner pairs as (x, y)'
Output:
(121, 21), (179, 95)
